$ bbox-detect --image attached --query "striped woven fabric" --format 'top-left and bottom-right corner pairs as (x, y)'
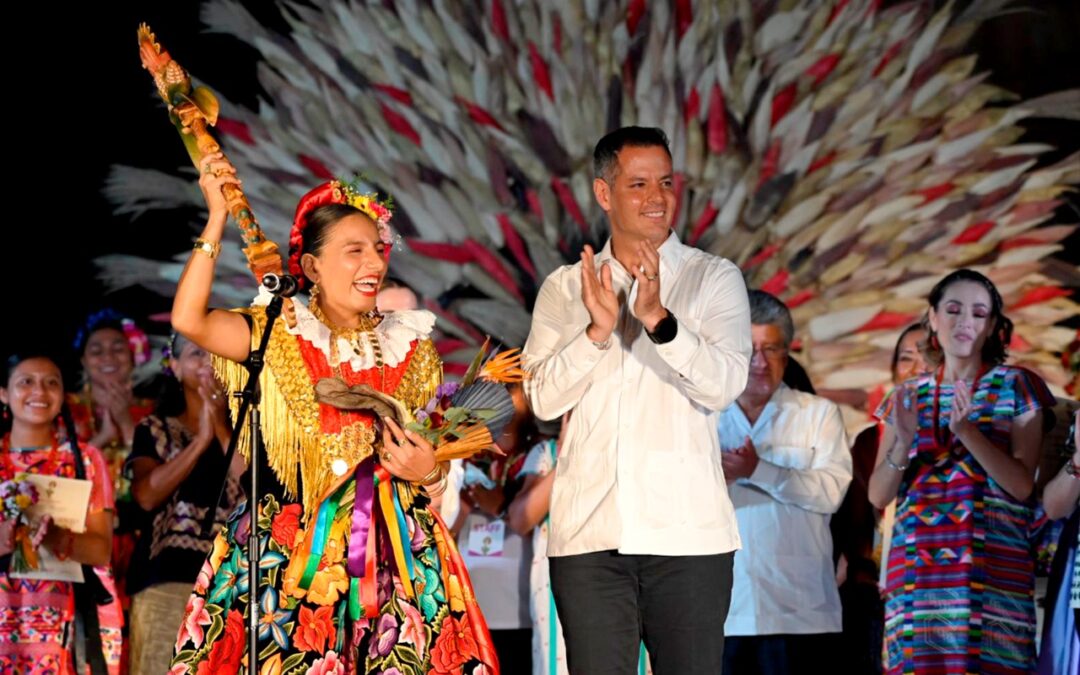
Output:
(877, 365), (1044, 674)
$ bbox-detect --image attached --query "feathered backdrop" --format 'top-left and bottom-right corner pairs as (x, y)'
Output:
(103, 0), (1080, 401)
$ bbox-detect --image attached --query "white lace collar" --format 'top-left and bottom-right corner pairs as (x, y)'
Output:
(251, 288), (435, 369)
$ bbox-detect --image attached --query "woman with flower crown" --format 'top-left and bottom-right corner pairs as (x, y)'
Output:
(169, 152), (498, 675)
(68, 308), (156, 637)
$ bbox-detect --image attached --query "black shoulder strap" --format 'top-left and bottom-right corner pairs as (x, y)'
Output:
(61, 407), (110, 675)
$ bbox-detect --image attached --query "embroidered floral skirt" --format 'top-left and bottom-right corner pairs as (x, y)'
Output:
(171, 482), (498, 675)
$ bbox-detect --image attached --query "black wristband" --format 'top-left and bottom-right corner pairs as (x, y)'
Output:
(646, 311), (677, 344)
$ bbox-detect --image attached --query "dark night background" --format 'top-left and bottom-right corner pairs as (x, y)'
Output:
(7, 0), (1079, 380)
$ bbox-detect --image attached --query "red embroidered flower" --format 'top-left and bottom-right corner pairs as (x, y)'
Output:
(294, 605), (336, 654)
(197, 609), (245, 675)
(271, 504), (303, 548)
(306, 650), (345, 675)
(428, 614), (480, 674)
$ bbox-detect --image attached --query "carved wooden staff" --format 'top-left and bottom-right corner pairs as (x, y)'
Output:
(137, 23), (295, 324)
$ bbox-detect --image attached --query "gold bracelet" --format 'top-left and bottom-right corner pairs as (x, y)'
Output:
(423, 476), (448, 497)
(417, 463), (445, 486)
(193, 238), (221, 260)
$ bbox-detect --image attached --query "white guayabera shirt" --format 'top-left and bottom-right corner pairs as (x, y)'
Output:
(718, 384), (853, 635)
(523, 232), (752, 558)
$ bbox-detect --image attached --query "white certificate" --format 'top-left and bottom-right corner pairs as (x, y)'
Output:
(19, 473), (93, 533)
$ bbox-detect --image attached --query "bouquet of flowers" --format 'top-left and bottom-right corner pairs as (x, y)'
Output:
(405, 342), (526, 461)
(0, 475), (43, 573)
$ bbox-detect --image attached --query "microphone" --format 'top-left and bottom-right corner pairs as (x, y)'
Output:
(262, 273), (300, 298)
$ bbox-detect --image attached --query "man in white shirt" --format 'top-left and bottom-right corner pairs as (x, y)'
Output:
(523, 126), (752, 674)
(718, 291), (853, 674)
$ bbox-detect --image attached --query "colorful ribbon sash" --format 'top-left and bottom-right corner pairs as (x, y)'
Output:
(294, 457), (418, 620)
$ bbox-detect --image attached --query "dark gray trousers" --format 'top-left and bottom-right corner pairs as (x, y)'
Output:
(550, 550), (734, 675)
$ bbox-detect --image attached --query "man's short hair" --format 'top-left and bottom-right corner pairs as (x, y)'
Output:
(593, 126), (672, 182)
(748, 290), (794, 347)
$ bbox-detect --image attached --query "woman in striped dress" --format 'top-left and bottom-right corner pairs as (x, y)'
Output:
(868, 269), (1045, 674)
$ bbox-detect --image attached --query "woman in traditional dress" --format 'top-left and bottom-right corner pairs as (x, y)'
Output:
(1038, 410), (1079, 674)
(0, 353), (117, 673)
(69, 307), (155, 630)
(869, 269), (1045, 673)
(170, 152), (498, 674)
(125, 334), (246, 674)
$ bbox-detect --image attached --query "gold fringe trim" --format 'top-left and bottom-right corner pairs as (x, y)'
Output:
(212, 309), (446, 519)
(392, 338), (443, 412)
(213, 307), (317, 509)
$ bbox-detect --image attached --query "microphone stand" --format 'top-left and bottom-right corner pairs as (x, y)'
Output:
(202, 280), (291, 675)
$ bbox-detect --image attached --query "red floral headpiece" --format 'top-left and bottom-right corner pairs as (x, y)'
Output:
(288, 180), (394, 290)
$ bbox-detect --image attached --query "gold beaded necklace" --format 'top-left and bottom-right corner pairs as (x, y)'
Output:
(308, 286), (385, 379)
